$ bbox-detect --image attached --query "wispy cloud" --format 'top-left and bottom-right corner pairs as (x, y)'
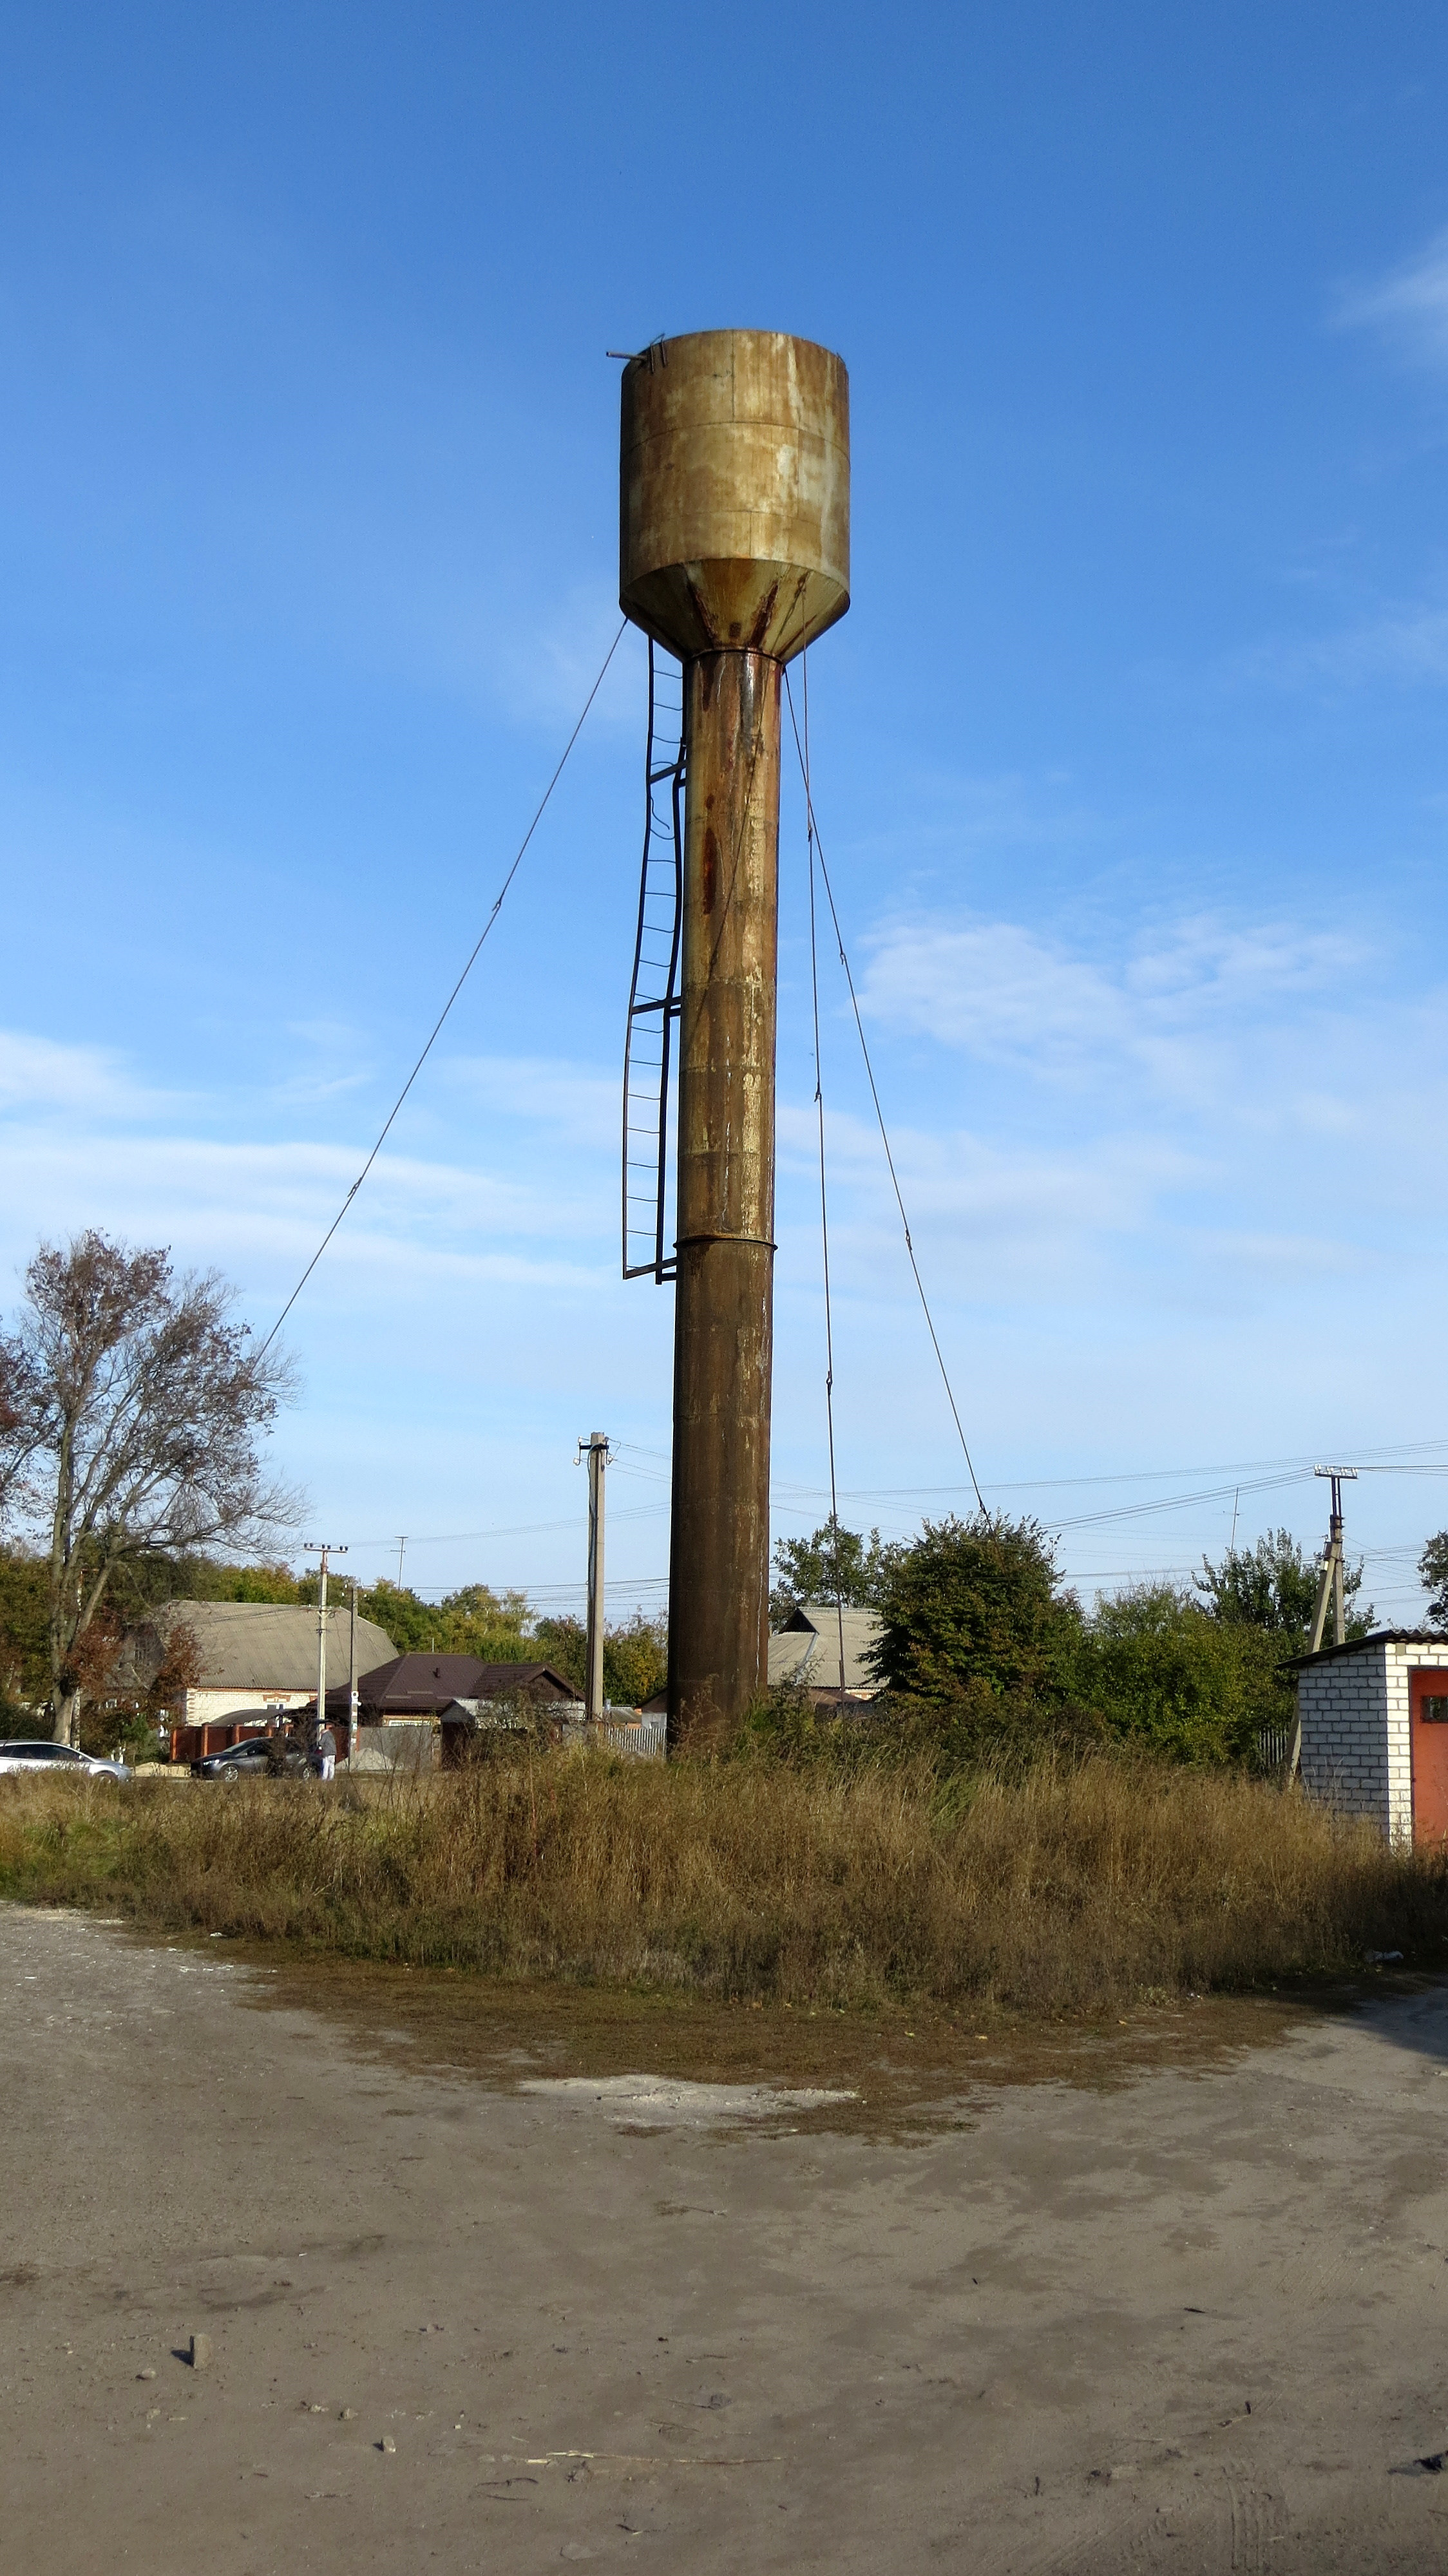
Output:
(857, 913), (1370, 1095)
(0, 1029), (179, 1120)
(443, 1053), (620, 1151)
(1237, 601), (1448, 694)
(777, 1096), (1198, 1294)
(1338, 226), (1448, 370)
(0, 1028), (618, 1314)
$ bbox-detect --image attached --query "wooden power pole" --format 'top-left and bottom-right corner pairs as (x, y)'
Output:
(1288, 1466), (1357, 1782)
(1308, 1466), (1357, 1653)
(578, 1433), (609, 1723)
(304, 1542), (347, 1751)
(347, 1579), (360, 1762)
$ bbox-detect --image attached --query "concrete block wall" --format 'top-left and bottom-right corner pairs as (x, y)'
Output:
(1299, 1638), (1448, 1841)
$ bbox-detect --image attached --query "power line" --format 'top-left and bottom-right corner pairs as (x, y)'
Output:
(782, 668), (985, 1513)
(258, 619), (628, 1356)
(801, 651), (849, 1692)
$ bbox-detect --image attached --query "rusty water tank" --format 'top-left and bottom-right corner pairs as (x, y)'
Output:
(618, 330), (851, 1748)
(620, 330), (850, 664)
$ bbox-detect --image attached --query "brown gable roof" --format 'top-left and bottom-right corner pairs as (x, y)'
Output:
(322, 1652), (578, 1717)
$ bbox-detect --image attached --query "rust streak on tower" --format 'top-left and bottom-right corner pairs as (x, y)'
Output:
(619, 330), (851, 1748)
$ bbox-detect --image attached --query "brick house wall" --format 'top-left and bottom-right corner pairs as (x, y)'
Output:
(1297, 1635), (1448, 1841)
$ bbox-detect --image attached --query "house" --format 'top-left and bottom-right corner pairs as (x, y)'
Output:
(1293, 1630), (1448, 1841)
(635, 1605), (888, 1723)
(120, 1598), (398, 1746)
(767, 1602), (886, 1702)
(319, 1651), (578, 1725)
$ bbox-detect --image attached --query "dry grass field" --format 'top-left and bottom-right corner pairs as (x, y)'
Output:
(4, 1748), (1447, 2018)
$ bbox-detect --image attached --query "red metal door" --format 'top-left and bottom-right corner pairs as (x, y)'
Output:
(1410, 1672), (1448, 1842)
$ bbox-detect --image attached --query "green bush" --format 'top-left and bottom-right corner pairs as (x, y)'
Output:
(871, 1513), (1083, 1700)
(856, 1515), (1302, 1770)
(1073, 1582), (1293, 1766)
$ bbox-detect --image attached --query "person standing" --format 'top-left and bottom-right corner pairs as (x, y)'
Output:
(314, 1725), (336, 1783)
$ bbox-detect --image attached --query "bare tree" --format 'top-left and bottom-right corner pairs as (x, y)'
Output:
(6, 1232), (298, 1743)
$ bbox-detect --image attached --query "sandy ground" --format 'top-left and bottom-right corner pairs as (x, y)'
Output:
(5, 1909), (1448, 2573)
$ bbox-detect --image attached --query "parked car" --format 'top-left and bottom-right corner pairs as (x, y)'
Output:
(0, 1740), (131, 1782)
(192, 1733), (309, 1782)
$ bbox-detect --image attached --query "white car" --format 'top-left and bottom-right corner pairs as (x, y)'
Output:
(0, 1739), (131, 1782)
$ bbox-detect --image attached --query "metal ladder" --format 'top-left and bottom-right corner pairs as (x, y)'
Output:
(622, 639), (685, 1281)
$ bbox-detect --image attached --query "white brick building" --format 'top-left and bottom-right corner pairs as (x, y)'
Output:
(1295, 1631), (1448, 1842)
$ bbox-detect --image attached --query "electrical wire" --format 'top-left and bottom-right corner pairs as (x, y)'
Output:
(258, 618), (629, 1355)
(800, 652), (848, 1692)
(783, 667), (985, 1514)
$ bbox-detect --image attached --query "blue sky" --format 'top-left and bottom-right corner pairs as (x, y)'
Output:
(4, 1), (1448, 1618)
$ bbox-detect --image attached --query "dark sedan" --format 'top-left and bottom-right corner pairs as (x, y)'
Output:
(192, 1734), (309, 1782)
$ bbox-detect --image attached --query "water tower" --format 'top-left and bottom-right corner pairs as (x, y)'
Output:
(618, 330), (851, 1745)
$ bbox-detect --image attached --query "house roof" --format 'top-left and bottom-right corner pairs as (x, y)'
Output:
(328, 1653), (578, 1716)
(767, 1603), (884, 1695)
(128, 1600), (398, 1693)
(1290, 1627), (1447, 1671)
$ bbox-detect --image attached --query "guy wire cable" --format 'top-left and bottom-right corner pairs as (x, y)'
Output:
(801, 650), (849, 1694)
(258, 619), (628, 1356)
(783, 667), (986, 1516)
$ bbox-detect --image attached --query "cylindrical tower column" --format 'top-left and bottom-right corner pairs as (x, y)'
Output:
(669, 649), (782, 1741)
(619, 330), (850, 1750)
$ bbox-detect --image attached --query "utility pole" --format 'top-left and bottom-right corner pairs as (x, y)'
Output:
(1288, 1467), (1358, 1783)
(1308, 1467), (1357, 1653)
(347, 1579), (360, 1763)
(304, 1543), (347, 1753)
(395, 1536), (408, 1589)
(577, 1433), (610, 1723)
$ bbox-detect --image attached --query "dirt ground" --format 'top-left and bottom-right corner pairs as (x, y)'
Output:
(5, 1908), (1448, 2573)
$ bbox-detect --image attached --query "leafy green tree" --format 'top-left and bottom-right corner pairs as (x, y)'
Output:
(433, 1583), (533, 1658)
(531, 1610), (668, 1708)
(600, 1611), (669, 1708)
(769, 1519), (888, 1624)
(319, 1576), (533, 1658)
(1196, 1527), (1371, 1642)
(190, 1560), (304, 1604)
(1420, 1533), (1448, 1630)
(871, 1513), (1081, 1700)
(0, 1550), (49, 1721)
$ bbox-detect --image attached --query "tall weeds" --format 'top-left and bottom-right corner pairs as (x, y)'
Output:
(2, 1750), (1443, 2016)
